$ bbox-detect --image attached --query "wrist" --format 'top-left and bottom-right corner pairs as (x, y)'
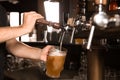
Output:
(20, 24), (31, 34)
(38, 49), (42, 60)
(38, 49), (47, 62)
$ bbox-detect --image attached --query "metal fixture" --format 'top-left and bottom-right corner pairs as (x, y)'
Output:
(93, 4), (109, 29)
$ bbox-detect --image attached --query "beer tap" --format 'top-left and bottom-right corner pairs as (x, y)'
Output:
(93, 0), (120, 29)
(86, 25), (95, 50)
(85, 0), (109, 50)
(93, 0), (109, 29)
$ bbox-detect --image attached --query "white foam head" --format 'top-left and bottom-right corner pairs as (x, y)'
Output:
(49, 47), (67, 56)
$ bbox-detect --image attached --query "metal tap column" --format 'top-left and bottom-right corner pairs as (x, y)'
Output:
(87, 41), (106, 80)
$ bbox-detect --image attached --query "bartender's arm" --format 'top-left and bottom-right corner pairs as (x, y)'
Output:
(0, 11), (44, 42)
(6, 39), (52, 61)
(0, 11), (52, 61)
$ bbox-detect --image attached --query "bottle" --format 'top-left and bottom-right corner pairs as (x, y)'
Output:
(109, 0), (118, 11)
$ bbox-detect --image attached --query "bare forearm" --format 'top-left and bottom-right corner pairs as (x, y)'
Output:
(11, 43), (40, 59)
(6, 40), (41, 60)
(6, 38), (52, 61)
(0, 26), (28, 43)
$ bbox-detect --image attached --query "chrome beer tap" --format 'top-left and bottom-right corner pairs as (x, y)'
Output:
(86, 0), (109, 50)
(92, 1), (109, 29)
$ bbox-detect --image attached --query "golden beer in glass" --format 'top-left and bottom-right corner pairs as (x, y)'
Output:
(46, 46), (67, 78)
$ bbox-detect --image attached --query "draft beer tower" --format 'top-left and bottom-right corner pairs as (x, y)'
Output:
(87, 0), (107, 80)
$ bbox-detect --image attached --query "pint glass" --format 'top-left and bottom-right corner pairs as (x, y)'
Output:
(46, 46), (67, 78)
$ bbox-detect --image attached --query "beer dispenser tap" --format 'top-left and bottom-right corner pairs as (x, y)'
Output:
(86, 0), (108, 50)
(93, 0), (109, 29)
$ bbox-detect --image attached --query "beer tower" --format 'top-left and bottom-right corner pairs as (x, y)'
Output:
(87, 0), (107, 80)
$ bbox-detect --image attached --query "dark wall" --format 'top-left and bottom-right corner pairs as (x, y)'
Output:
(0, 0), (38, 12)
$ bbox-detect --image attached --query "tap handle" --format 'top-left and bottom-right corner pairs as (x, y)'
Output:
(36, 19), (60, 29)
(87, 25), (95, 50)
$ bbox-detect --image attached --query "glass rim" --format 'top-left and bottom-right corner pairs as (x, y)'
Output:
(48, 46), (67, 56)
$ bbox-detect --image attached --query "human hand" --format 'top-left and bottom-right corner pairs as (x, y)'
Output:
(21, 11), (44, 33)
(39, 45), (53, 62)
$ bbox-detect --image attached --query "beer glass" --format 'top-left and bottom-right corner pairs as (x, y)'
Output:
(46, 46), (67, 78)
